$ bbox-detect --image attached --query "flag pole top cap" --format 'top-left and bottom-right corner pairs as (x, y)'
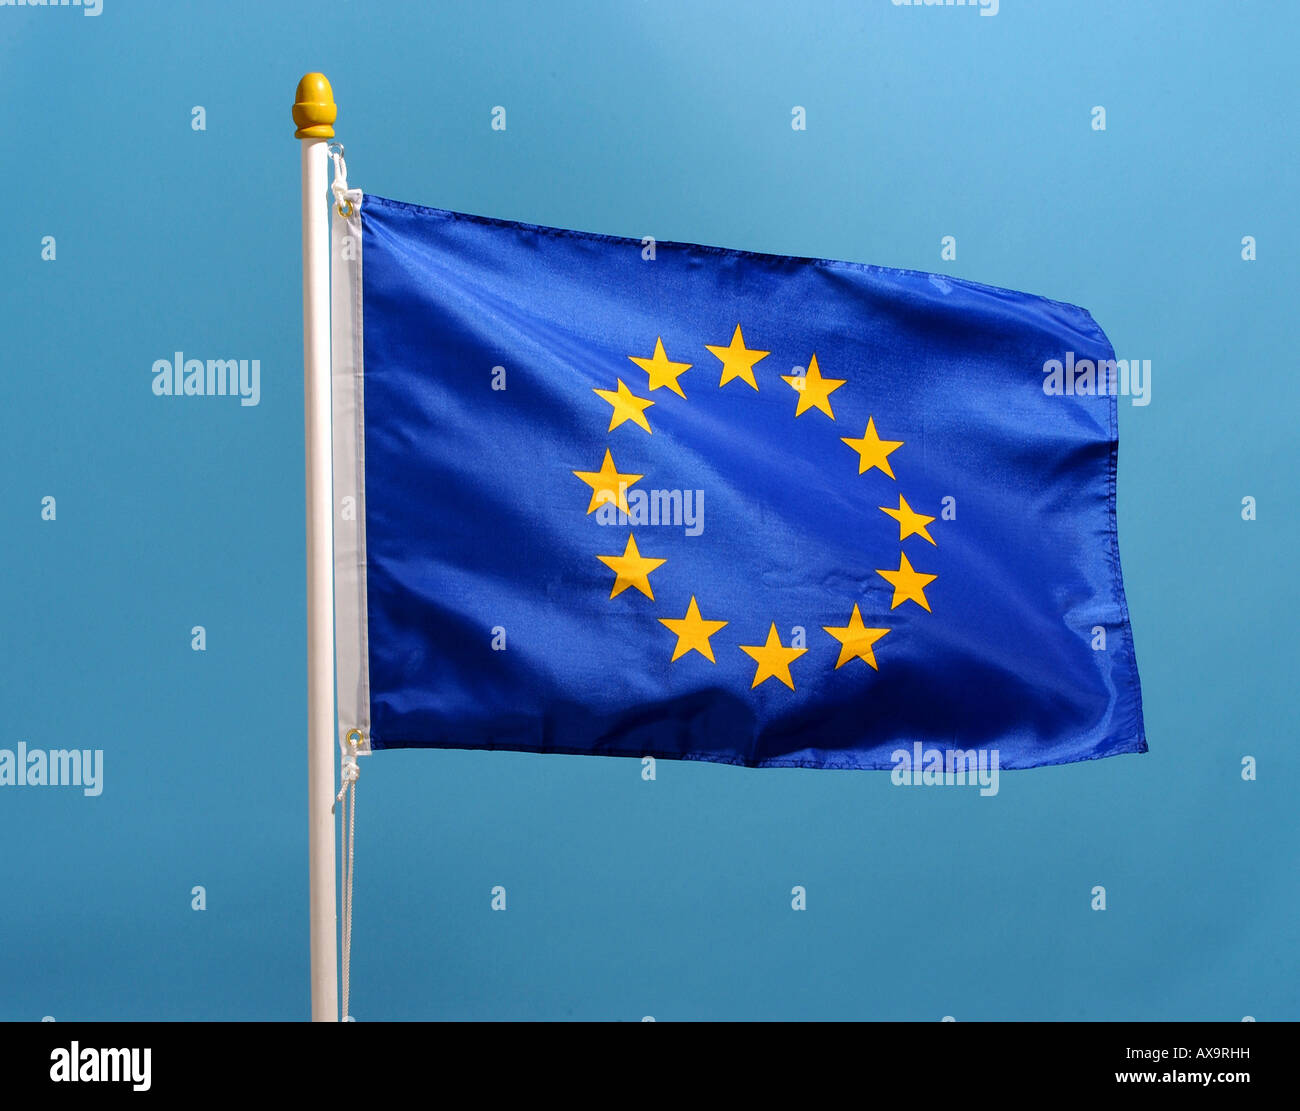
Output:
(293, 73), (336, 139)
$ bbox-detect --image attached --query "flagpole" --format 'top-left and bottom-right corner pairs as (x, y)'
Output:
(293, 72), (339, 1022)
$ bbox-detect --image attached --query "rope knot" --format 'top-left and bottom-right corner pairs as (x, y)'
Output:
(334, 756), (360, 808)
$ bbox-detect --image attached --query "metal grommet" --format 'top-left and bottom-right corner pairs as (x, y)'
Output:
(346, 728), (363, 748)
(337, 198), (355, 218)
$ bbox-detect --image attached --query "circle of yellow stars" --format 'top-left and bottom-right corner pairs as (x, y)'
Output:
(571, 325), (938, 690)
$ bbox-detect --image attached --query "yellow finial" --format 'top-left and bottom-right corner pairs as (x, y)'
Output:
(293, 73), (336, 139)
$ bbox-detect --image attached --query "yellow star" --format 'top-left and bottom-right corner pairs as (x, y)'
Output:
(705, 324), (770, 390)
(841, 417), (904, 478)
(738, 623), (808, 690)
(596, 534), (666, 600)
(629, 337), (692, 398)
(593, 379), (654, 433)
(781, 353), (846, 418)
(572, 449), (643, 514)
(658, 596), (729, 662)
(822, 604), (890, 670)
(876, 553), (937, 612)
(879, 495), (936, 545)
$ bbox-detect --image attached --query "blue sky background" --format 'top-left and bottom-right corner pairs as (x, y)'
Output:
(0, 0), (1295, 1019)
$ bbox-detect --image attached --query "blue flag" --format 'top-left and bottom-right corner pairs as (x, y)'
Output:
(329, 192), (1146, 771)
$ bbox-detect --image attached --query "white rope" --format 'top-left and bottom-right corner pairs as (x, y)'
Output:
(328, 143), (360, 218)
(334, 744), (360, 1021)
(328, 138), (361, 1024)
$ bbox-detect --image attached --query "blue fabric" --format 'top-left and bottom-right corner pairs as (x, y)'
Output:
(357, 193), (1146, 770)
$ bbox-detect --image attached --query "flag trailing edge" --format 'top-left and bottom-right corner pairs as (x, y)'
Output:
(329, 188), (1146, 772)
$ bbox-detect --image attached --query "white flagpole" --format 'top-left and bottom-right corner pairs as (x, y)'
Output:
(293, 72), (339, 1022)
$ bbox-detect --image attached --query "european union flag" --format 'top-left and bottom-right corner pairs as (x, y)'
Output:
(329, 192), (1146, 771)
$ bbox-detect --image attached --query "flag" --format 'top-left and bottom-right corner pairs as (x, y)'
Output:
(329, 191), (1146, 770)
